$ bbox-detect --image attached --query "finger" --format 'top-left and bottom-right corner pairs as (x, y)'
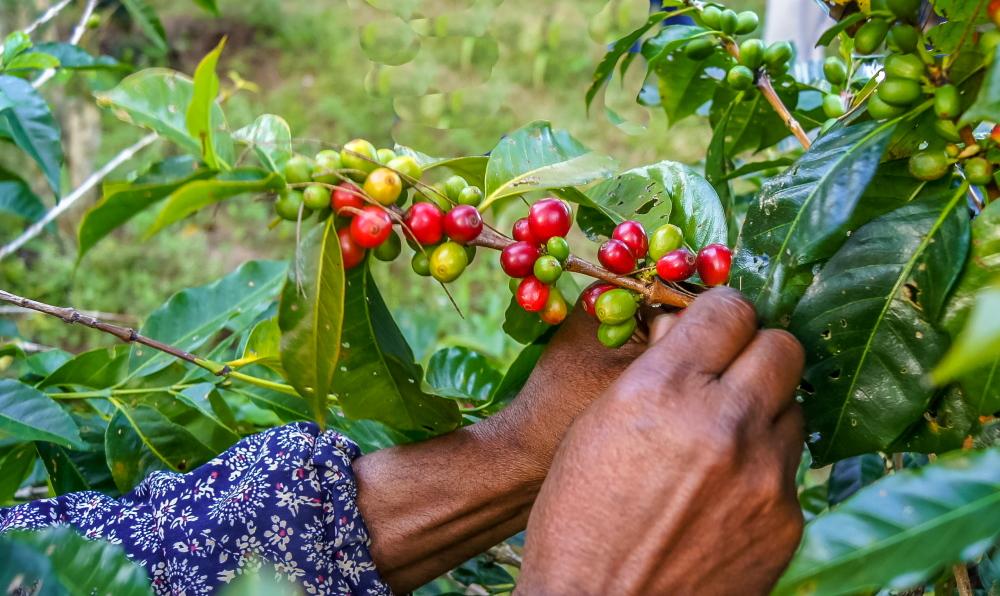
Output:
(722, 329), (805, 420)
(641, 287), (759, 376)
(648, 314), (678, 343)
(772, 405), (806, 481)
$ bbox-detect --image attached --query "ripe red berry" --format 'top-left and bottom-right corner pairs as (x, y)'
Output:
(332, 182), (364, 215)
(992, 124), (1000, 145)
(612, 220), (649, 259)
(598, 239), (636, 274)
(500, 241), (541, 278)
(528, 198), (572, 242)
(516, 276), (550, 312)
(350, 206), (393, 248)
(581, 282), (616, 318)
(404, 202), (444, 246)
(338, 226), (366, 270)
(696, 243), (733, 286)
(443, 205), (483, 244)
(512, 217), (538, 244)
(656, 248), (697, 282)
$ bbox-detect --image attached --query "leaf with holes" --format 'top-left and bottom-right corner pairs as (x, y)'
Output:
(790, 185), (970, 465)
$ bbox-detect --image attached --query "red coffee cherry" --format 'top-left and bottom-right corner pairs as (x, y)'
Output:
(404, 202), (444, 246)
(696, 243), (733, 287)
(656, 248), (697, 282)
(598, 239), (636, 274)
(516, 276), (550, 312)
(332, 182), (364, 215)
(528, 198), (572, 242)
(612, 220), (649, 259)
(513, 217), (538, 244)
(581, 281), (616, 318)
(338, 226), (366, 270)
(443, 205), (484, 244)
(500, 241), (541, 278)
(350, 206), (393, 248)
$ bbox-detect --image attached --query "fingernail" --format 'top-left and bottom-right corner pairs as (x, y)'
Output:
(649, 314), (677, 343)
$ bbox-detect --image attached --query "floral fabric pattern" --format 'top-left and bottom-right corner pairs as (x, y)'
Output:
(0, 422), (391, 595)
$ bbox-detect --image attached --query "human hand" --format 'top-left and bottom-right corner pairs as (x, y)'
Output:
(517, 287), (806, 595)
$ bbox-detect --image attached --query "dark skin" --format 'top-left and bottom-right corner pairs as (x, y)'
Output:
(354, 288), (805, 594)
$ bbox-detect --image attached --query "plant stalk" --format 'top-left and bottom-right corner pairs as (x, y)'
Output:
(953, 564), (973, 596)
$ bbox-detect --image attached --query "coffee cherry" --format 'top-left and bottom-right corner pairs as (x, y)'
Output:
(528, 198), (572, 242)
(533, 255), (563, 284)
(386, 156), (422, 187)
(823, 94), (846, 119)
(878, 78), (922, 107)
(735, 11), (759, 35)
(332, 182), (365, 215)
(719, 9), (738, 35)
(443, 205), (483, 244)
(868, 94), (907, 120)
(377, 148), (396, 164)
(457, 185), (484, 207)
(350, 206), (393, 248)
(513, 217), (538, 244)
(373, 231), (402, 262)
(598, 239), (636, 274)
(364, 167), (403, 206)
(701, 5), (722, 29)
(739, 39), (765, 70)
(935, 85), (961, 120)
(339, 226), (366, 270)
(763, 41), (794, 71)
(855, 19), (889, 55)
(546, 236), (570, 262)
(341, 139), (379, 179)
(908, 150), (952, 181)
(888, 0), (921, 21)
(685, 38), (717, 61)
(443, 175), (469, 202)
(500, 241), (541, 278)
(648, 224), (684, 261)
(696, 244), (732, 287)
(430, 241), (469, 283)
(992, 124), (1000, 145)
(612, 220), (649, 259)
(411, 252), (431, 276)
(540, 287), (568, 325)
(991, 0), (1000, 30)
(823, 57), (847, 85)
(275, 190), (310, 221)
(404, 202), (445, 245)
(888, 24), (919, 53)
(598, 318), (637, 349)
(594, 288), (637, 325)
(312, 150), (342, 184)
(303, 184), (330, 211)
(727, 65), (755, 91)
(284, 155), (314, 184)
(965, 158), (995, 185)
(416, 184), (452, 211)
(581, 282), (615, 318)
(935, 119), (963, 142)
(656, 248), (697, 282)
(516, 276), (550, 312)
(884, 54), (924, 81)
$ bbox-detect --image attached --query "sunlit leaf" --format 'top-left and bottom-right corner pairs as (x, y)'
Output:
(0, 379), (81, 448)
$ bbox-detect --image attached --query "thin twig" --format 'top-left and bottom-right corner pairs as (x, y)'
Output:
(953, 565), (973, 596)
(32, 0), (99, 89)
(0, 133), (158, 260)
(22, 0), (75, 36)
(0, 305), (137, 323)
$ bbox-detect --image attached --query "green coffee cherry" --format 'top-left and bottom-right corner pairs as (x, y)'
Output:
(888, 0), (921, 21)
(303, 184), (330, 211)
(312, 150), (342, 184)
(376, 148), (396, 164)
(411, 252), (431, 276)
(533, 255), (563, 284)
(908, 150), (952, 181)
(884, 53), (925, 81)
(386, 155), (423, 187)
(275, 190), (310, 221)
(685, 38), (717, 61)
(946, 144), (962, 159)
(719, 9), (738, 35)
(981, 30), (1000, 63)
(823, 94), (846, 118)
(739, 39), (765, 70)
(854, 19), (889, 55)
(868, 95), (907, 119)
(443, 175), (469, 202)
(341, 139), (379, 180)
(888, 24), (919, 53)
(878, 78), (922, 107)
(823, 57), (847, 85)
(429, 241), (468, 282)
(934, 85), (961, 120)
(934, 119), (963, 142)
(416, 183), (451, 211)
(763, 41), (794, 71)
(284, 155), (314, 185)
(457, 185), (484, 206)
(701, 6), (722, 30)
(373, 232), (402, 261)
(546, 236), (570, 262)
(649, 224), (684, 260)
(594, 288), (638, 325)
(735, 11), (759, 35)
(727, 65), (755, 91)
(598, 318), (638, 349)
(965, 158), (995, 185)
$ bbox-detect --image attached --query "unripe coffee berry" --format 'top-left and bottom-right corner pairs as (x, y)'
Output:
(404, 202), (444, 245)
(443, 205), (483, 244)
(517, 276), (550, 312)
(303, 184), (330, 211)
(373, 231), (402, 262)
(965, 157), (995, 185)
(341, 138), (379, 179)
(598, 318), (637, 349)
(332, 182), (364, 215)
(649, 224), (684, 260)
(513, 218), (538, 244)
(598, 239), (636, 274)
(528, 198), (572, 242)
(376, 148), (396, 164)
(594, 288), (637, 325)
(581, 282), (615, 318)
(539, 287), (568, 325)
(533, 255), (563, 284)
(364, 167), (403, 206)
(350, 206), (393, 248)
(430, 242), (469, 283)
(284, 155), (314, 184)
(338, 227), (366, 270)
(657, 248), (697, 282)
(312, 150), (342, 184)
(500, 241), (541, 278)
(443, 175), (469, 202)
(696, 244), (732, 287)
(457, 186), (484, 206)
(411, 252), (431, 276)
(612, 220), (649, 259)
(275, 191), (308, 221)
(386, 156), (422, 187)
(546, 236), (570, 262)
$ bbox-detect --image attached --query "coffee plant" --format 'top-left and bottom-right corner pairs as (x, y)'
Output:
(2, 0), (1000, 593)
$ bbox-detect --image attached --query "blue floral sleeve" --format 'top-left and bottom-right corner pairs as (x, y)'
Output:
(0, 422), (392, 595)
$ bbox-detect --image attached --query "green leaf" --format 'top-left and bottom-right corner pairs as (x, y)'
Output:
(935, 286), (1000, 388)
(2, 51), (60, 72)
(0, 379), (81, 448)
(733, 120), (898, 326)
(393, 146), (488, 186)
(39, 345), (128, 389)
(960, 46), (1000, 127)
(480, 121), (617, 209)
(775, 447), (1000, 596)
(105, 409), (167, 491)
(0, 167), (45, 223)
(0, 527), (151, 595)
(119, 0), (167, 51)
(425, 346), (502, 401)
(187, 37), (226, 170)
(234, 114), (292, 174)
(891, 385), (980, 454)
(144, 168), (282, 237)
(175, 382), (238, 434)
(129, 259), (287, 377)
(816, 11), (868, 47)
(191, 0), (220, 15)
(790, 185), (971, 464)
(237, 316), (282, 372)
(332, 262), (461, 434)
(502, 294), (550, 344)
(109, 400), (217, 474)
(644, 27), (730, 126)
(827, 453), (886, 506)
(585, 11), (670, 112)
(0, 74), (62, 195)
(2, 31), (32, 63)
(278, 219), (345, 425)
(78, 156), (213, 260)
(0, 443), (37, 503)
(31, 42), (123, 71)
(36, 441), (91, 494)
(709, 78), (800, 155)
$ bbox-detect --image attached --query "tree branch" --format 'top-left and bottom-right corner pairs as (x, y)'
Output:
(22, 0), (75, 36)
(31, 0), (99, 89)
(953, 565), (973, 596)
(0, 132), (158, 261)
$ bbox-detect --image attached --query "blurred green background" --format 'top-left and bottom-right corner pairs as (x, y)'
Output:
(0, 0), (762, 369)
